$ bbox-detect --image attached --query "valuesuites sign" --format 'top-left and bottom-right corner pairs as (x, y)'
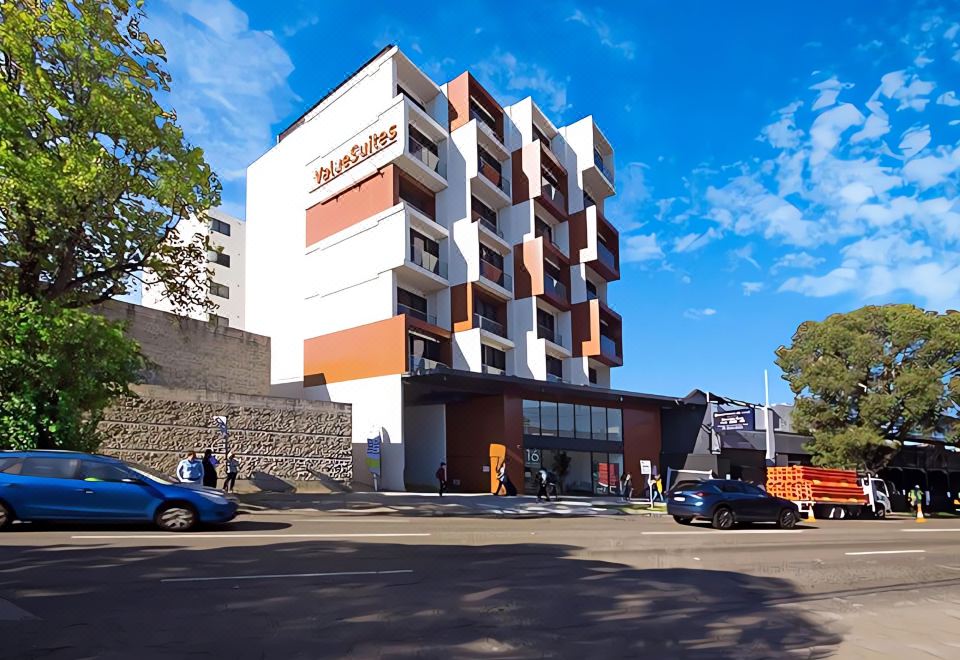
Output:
(313, 124), (398, 186)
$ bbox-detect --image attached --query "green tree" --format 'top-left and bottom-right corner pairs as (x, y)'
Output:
(0, 296), (145, 451)
(776, 305), (960, 473)
(0, 0), (220, 313)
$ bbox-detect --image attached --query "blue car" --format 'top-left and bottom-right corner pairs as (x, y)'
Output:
(0, 450), (237, 532)
(667, 479), (800, 530)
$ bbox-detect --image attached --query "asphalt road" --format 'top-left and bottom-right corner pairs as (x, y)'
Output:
(1, 511), (959, 659)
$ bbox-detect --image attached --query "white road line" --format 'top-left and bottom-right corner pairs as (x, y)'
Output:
(641, 530), (804, 535)
(286, 518), (411, 523)
(162, 569), (414, 583)
(70, 533), (431, 540)
(901, 528), (960, 533)
(845, 550), (926, 556)
(936, 565), (960, 571)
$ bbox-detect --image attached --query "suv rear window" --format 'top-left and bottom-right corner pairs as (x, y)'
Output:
(19, 458), (79, 480)
(0, 457), (22, 474)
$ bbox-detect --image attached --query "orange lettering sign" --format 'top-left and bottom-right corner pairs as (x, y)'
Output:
(313, 124), (398, 186)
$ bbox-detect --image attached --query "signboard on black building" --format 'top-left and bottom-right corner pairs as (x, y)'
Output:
(713, 408), (755, 432)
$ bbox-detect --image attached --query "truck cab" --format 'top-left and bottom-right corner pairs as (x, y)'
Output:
(859, 476), (893, 518)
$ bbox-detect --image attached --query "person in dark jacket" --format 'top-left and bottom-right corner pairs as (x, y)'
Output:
(202, 448), (218, 488)
(436, 462), (448, 496)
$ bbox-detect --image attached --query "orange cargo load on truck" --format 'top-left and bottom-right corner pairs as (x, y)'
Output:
(766, 466), (868, 504)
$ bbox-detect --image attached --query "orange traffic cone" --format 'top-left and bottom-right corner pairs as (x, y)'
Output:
(916, 503), (927, 523)
(807, 505), (816, 522)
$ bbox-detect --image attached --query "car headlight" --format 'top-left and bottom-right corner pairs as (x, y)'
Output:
(195, 490), (229, 505)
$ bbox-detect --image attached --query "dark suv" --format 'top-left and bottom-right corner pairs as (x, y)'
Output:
(667, 479), (800, 530)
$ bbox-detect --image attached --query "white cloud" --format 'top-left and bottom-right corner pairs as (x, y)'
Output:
(742, 281), (764, 296)
(902, 144), (960, 188)
(944, 23), (960, 41)
(605, 162), (650, 232)
(850, 112), (891, 143)
(840, 235), (932, 265)
(684, 307), (717, 320)
(936, 91), (960, 106)
(673, 227), (720, 253)
(772, 252), (825, 272)
(705, 176), (819, 246)
(877, 70), (936, 111)
(759, 101), (804, 148)
(621, 233), (664, 263)
(780, 262), (960, 308)
(809, 77), (853, 111)
(680, 274), (692, 284)
(567, 9), (636, 59)
(810, 103), (864, 164)
(730, 244), (761, 269)
(473, 50), (570, 114)
(146, 0), (296, 185)
(898, 126), (931, 159)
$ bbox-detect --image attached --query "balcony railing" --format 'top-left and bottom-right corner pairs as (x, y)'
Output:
(586, 289), (599, 301)
(409, 134), (444, 177)
(594, 151), (614, 184)
(478, 157), (511, 196)
(546, 373), (564, 383)
(410, 245), (447, 278)
(478, 215), (503, 238)
(397, 303), (436, 325)
(543, 274), (567, 301)
(473, 313), (505, 337)
(482, 364), (505, 375)
(540, 179), (566, 213)
(409, 355), (447, 373)
(401, 196), (436, 222)
(470, 106), (502, 141)
(538, 325), (563, 347)
(480, 259), (512, 290)
(597, 241), (617, 272)
(600, 335), (620, 359)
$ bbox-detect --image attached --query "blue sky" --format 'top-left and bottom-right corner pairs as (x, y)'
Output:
(146, 1), (960, 404)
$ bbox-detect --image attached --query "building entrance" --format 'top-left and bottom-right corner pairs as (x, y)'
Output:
(523, 447), (624, 496)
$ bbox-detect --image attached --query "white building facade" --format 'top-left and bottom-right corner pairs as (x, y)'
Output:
(246, 47), (636, 492)
(142, 208), (246, 329)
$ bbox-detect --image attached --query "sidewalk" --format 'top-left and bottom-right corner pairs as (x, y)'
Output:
(237, 491), (669, 518)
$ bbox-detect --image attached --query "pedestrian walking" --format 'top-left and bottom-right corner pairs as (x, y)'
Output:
(651, 474), (664, 503)
(222, 451), (240, 493)
(495, 459), (507, 496)
(202, 448), (218, 489)
(537, 467), (551, 502)
(620, 472), (633, 502)
(436, 462), (448, 496)
(176, 451), (203, 484)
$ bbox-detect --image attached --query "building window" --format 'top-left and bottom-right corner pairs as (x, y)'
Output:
(211, 218), (231, 236)
(607, 408), (623, 443)
(586, 281), (598, 301)
(471, 196), (498, 232)
(523, 400), (541, 435)
(575, 404), (592, 439)
(546, 355), (563, 380)
(208, 250), (230, 267)
(588, 367), (598, 384)
(469, 98), (497, 133)
(583, 190), (596, 209)
(209, 314), (229, 327)
(535, 217), (553, 245)
(533, 124), (551, 149)
(481, 344), (506, 371)
(209, 281), (229, 299)
(591, 406), (607, 441)
(397, 288), (429, 322)
(478, 147), (502, 175)
(540, 401), (558, 437)
(558, 403), (574, 436)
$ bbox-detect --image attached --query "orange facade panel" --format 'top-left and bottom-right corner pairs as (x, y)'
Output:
(303, 315), (407, 386)
(305, 165), (398, 246)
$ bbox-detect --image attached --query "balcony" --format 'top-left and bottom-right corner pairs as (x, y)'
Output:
(408, 133), (444, 177)
(482, 364), (505, 375)
(594, 151), (614, 185)
(538, 325), (563, 347)
(543, 273), (567, 301)
(409, 244), (447, 278)
(540, 179), (566, 216)
(409, 355), (447, 373)
(478, 157), (511, 197)
(397, 303), (437, 326)
(473, 313), (506, 337)
(546, 373), (564, 384)
(598, 241), (617, 272)
(600, 334), (620, 360)
(470, 105), (504, 145)
(480, 258), (512, 291)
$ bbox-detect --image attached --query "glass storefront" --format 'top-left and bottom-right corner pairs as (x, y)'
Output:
(523, 448), (624, 496)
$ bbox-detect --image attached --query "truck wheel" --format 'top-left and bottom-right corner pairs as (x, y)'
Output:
(777, 509), (797, 529)
(874, 507), (886, 520)
(711, 507), (734, 530)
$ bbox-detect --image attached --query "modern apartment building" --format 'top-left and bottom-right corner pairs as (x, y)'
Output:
(247, 46), (664, 492)
(142, 208), (246, 328)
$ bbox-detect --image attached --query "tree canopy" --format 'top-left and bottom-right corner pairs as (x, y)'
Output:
(776, 304), (960, 473)
(0, 0), (220, 313)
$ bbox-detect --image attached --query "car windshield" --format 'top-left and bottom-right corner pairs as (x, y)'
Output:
(126, 461), (175, 485)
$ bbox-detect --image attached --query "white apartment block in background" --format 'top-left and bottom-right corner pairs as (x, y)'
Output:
(246, 46), (642, 493)
(141, 208), (246, 328)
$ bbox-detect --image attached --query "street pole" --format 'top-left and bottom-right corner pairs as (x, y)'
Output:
(764, 370), (775, 463)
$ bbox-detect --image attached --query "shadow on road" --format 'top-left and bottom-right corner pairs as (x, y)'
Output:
(7, 519), (292, 533)
(0, 539), (843, 659)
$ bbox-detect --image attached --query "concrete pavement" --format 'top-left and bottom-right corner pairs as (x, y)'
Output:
(1, 512), (959, 658)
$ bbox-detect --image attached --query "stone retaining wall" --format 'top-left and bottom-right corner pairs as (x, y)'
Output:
(99, 386), (352, 484)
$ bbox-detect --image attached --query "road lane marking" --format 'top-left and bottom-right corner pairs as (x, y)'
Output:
(901, 528), (960, 533)
(162, 569), (414, 583)
(641, 530), (804, 535)
(936, 565), (960, 571)
(286, 518), (411, 523)
(70, 533), (431, 539)
(845, 550), (926, 556)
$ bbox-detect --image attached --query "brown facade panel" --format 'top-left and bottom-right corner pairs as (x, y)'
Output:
(568, 209), (588, 262)
(305, 165), (398, 247)
(447, 72), (470, 133)
(450, 283), (473, 333)
(622, 406), (662, 479)
(445, 394), (523, 493)
(303, 315), (406, 385)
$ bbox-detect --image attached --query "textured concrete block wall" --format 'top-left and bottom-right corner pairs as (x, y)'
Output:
(97, 300), (270, 396)
(99, 387), (352, 483)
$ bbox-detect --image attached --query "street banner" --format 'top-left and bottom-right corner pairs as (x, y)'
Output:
(212, 415), (229, 453)
(714, 408), (755, 432)
(366, 428), (382, 490)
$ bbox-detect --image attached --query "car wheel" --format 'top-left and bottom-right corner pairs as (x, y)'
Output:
(156, 504), (197, 532)
(712, 507), (734, 530)
(778, 509), (797, 529)
(673, 515), (694, 525)
(874, 507), (886, 520)
(0, 501), (12, 530)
